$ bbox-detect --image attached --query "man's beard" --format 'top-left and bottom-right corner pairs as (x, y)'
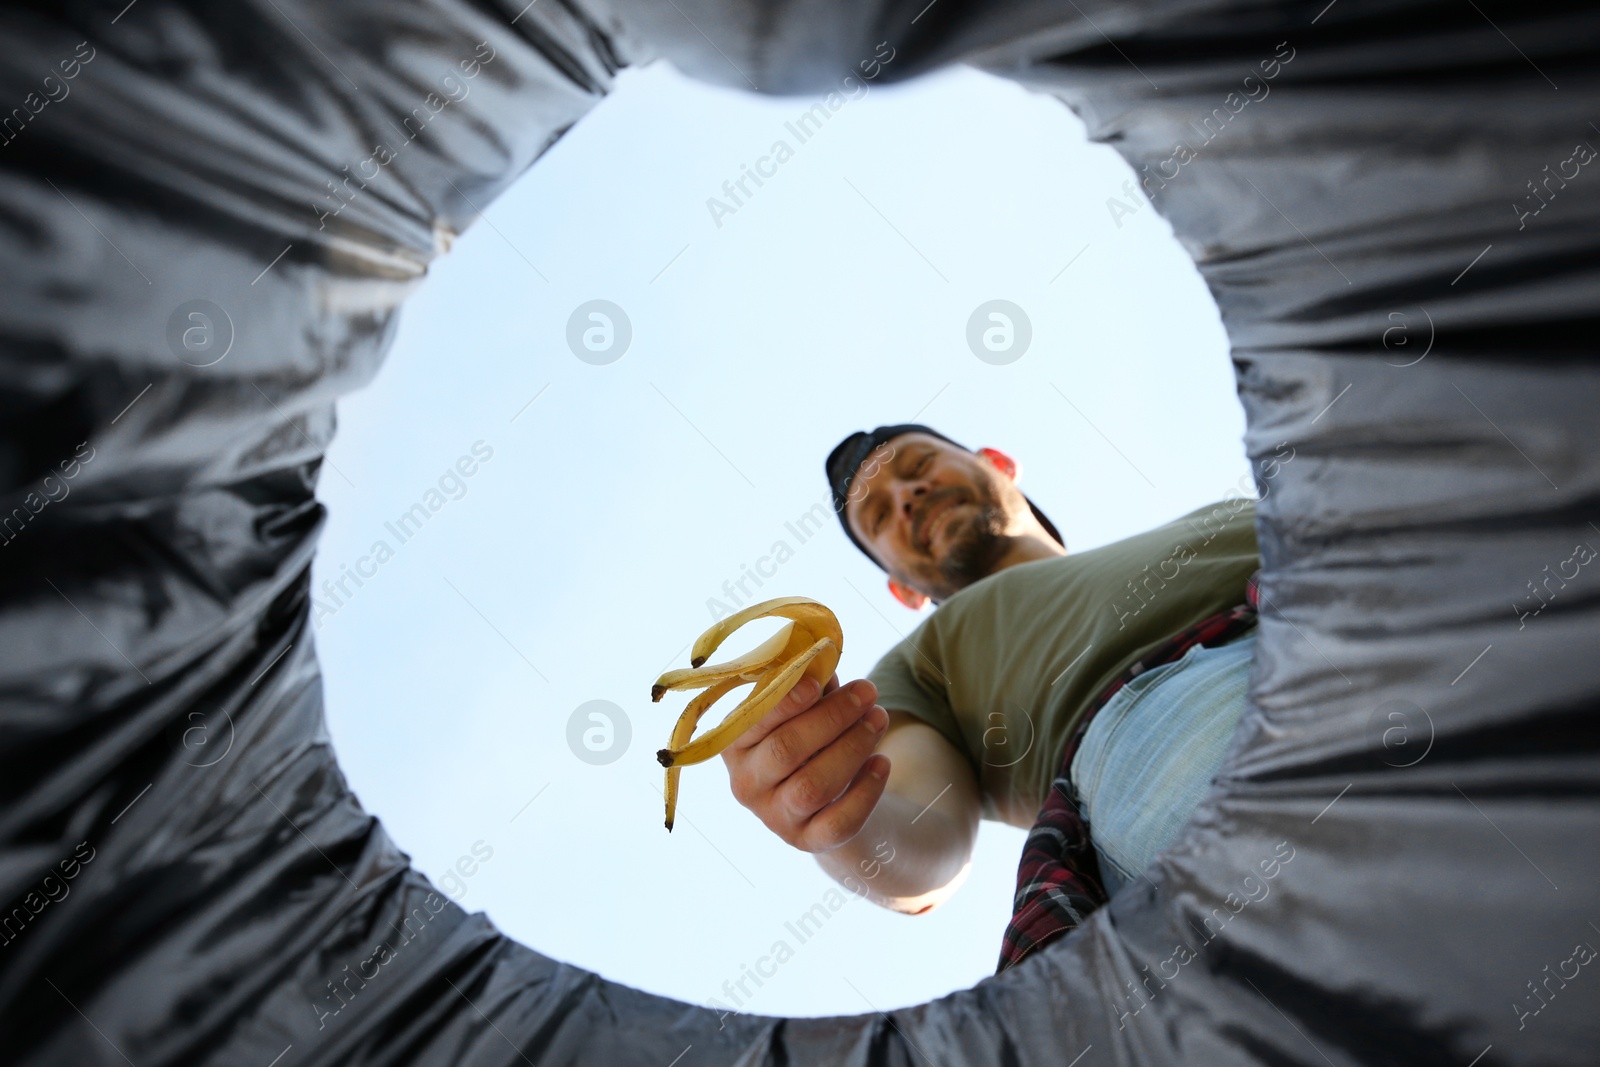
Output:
(933, 502), (1012, 596)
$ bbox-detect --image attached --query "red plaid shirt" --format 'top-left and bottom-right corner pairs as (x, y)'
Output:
(995, 574), (1261, 972)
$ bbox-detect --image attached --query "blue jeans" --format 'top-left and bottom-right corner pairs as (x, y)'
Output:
(1068, 630), (1257, 896)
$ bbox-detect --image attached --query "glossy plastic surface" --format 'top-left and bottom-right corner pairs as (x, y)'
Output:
(2, 0), (1596, 1063)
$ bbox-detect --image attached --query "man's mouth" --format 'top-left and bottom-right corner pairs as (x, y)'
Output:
(914, 493), (962, 551)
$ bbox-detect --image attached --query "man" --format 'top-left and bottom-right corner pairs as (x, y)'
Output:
(719, 423), (1260, 953)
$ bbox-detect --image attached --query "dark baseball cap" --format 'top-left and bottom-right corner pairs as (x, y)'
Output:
(824, 423), (1064, 570)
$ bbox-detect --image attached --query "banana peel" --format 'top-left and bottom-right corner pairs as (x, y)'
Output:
(652, 596), (843, 830)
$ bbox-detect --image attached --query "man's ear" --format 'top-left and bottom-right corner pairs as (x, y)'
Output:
(887, 578), (930, 611)
(977, 447), (1020, 483)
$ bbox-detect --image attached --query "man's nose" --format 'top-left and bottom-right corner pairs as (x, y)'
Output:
(896, 483), (927, 517)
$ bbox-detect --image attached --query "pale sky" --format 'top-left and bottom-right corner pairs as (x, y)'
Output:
(313, 60), (1247, 1017)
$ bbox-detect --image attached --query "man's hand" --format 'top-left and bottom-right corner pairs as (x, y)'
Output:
(720, 674), (891, 853)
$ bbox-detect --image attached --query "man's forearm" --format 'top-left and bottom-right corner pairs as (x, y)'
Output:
(815, 790), (974, 913)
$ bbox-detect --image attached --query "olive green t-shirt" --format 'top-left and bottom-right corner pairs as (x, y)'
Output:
(867, 500), (1259, 826)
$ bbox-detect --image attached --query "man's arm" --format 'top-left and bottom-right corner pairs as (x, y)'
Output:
(721, 678), (981, 913)
(815, 711), (980, 912)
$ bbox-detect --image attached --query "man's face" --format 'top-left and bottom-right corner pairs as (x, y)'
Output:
(844, 433), (1029, 601)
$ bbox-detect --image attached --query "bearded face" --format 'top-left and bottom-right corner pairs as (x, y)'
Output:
(846, 433), (1038, 603)
(932, 495), (1011, 597)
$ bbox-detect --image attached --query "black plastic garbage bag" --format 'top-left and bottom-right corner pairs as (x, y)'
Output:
(2, 0), (1597, 1064)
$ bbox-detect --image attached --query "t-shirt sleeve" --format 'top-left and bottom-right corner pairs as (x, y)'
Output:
(865, 624), (972, 770)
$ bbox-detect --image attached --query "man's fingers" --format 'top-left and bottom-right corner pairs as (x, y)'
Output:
(775, 705), (887, 821)
(758, 681), (883, 780)
(741, 681), (877, 796)
(722, 675), (819, 754)
(800, 753), (891, 853)
(728, 676), (874, 755)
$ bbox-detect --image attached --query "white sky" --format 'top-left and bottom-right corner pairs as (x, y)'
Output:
(313, 60), (1247, 1017)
